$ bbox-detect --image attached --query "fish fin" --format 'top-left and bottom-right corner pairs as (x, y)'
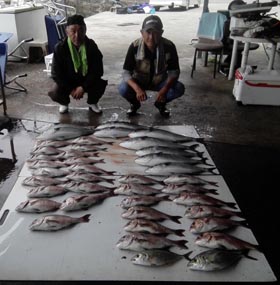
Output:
(225, 202), (237, 209)
(175, 239), (188, 249)
(242, 249), (258, 260)
(238, 219), (250, 228)
(188, 144), (200, 151)
(174, 229), (185, 237)
(170, 215), (182, 224)
(80, 214), (91, 223)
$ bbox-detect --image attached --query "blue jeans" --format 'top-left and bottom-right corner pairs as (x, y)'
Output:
(118, 79), (185, 106)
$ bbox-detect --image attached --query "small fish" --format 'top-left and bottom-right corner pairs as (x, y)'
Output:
(27, 185), (68, 198)
(29, 214), (91, 231)
(195, 232), (260, 251)
(122, 206), (181, 224)
(120, 195), (170, 209)
(114, 183), (161, 196)
(63, 157), (104, 165)
(116, 232), (188, 251)
(22, 176), (61, 187)
(70, 144), (107, 152)
(131, 250), (185, 266)
(60, 181), (114, 194)
(173, 192), (236, 209)
(60, 192), (112, 211)
(124, 219), (185, 237)
(31, 167), (69, 178)
(128, 128), (203, 143)
(187, 249), (252, 271)
(66, 172), (114, 185)
(118, 174), (163, 185)
(34, 140), (71, 148)
(71, 135), (109, 145)
(163, 174), (218, 186)
(185, 205), (242, 219)
(162, 184), (218, 195)
(16, 199), (61, 213)
(27, 160), (66, 169)
(56, 149), (99, 159)
(68, 163), (116, 176)
(31, 146), (64, 156)
(189, 217), (248, 234)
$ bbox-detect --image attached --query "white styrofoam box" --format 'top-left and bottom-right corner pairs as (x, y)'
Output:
(43, 53), (53, 77)
(233, 68), (280, 105)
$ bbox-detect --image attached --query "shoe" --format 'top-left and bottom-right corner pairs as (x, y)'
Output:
(89, 103), (102, 113)
(154, 101), (170, 117)
(59, 104), (68, 114)
(127, 103), (140, 116)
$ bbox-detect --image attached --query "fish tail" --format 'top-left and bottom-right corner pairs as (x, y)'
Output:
(238, 219), (250, 228)
(225, 202), (237, 209)
(106, 178), (115, 185)
(208, 181), (219, 186)
(242, 249), (258, 260)
(174, 229), (185, 237)
(98, 159), (105, 164)
(201, 157), (214, 166)
(207, 167), (219, 175)
(80, 214), (91, 223)
(170, 215), (182, 224)
(188, 144), (200, 151)
(195, 137), (204, 143)
(175, 239), (188, 249)
(183, 251), (193, 261)
(208, 188), (219, 195)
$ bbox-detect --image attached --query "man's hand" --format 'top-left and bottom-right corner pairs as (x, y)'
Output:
(71, 86), (84, 100)
(155, 88), (167, 103)
(136, 88), (147, 102)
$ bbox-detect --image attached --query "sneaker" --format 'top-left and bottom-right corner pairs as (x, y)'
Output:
(154, 101), (170, 117)
(89, 103), (102, 113)
(59, 104), (68, 114)
(127, 103), (140, 116)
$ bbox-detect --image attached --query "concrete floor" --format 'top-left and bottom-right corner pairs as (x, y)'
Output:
(1, 3), (280, 283)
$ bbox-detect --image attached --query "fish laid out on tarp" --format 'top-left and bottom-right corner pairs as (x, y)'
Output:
(27, 160), (67, 169)
(62, 157), (105, 165)
(27, 185), (68, 198)
(187, 249), (256, 271)
(128, 128), (204, 143)
(118, 174), (163, 185)
(163, 174), (218, 187)
(60, 192), (113, 211)
(60, 181), (115, 194)
(185, 205), (243, 219)
(173, 192), (236, 209)
(34, 140), (71, 149)
(114, 183), (162, 196)
(122, 206), (182, 224)
(31, 146), (65, 156)
(189, 217), (248, 234)
(29, 214), (91, 231)
(36, 124), (95, 141)
(120, 195), (170, 209)
(124, 218), (185, 237)
(131, 249), (187, 267)
(161, 184), (218, 195)
(68, 163), (116, 176)
(66, 172), (115, 185)
(195, 232), (260, 251)
(31, 167), (69, 178)
(95, 120), (148, 131)
(116, 232), (188, 251)
(71, 135), (110, 146)
(22, 176), (61, 187)
(16, 198), (61, 213)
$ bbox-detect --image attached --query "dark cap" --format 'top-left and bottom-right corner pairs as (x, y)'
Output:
(142, 15), (163, 32)
(67, 14), (86, 26)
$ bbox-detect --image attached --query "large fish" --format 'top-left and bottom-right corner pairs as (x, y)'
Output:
(71, 135), (109, 146)
(116, 232), (188, 251)
(29, 214), (91, 231)
(27, 185), (68, 198)
(60, 192), (112, 211)
(120, 195), (170, 209)
(122, 206), (182, 224)
(131, 250), (185, 266)
(187, 249), (253, 271)
(93, 126), (135, 138)
(163, 174), (218, 186)
(195, 232), (260, 251)
(114, 183), (161, 196)
(95, 121), (148, 131)
(36, 124), (94, 141)
(124, 219), (185, 237)
(128, 128), (203, 143)
(16, 199), (61, 213)
(189, 217), (248, 233)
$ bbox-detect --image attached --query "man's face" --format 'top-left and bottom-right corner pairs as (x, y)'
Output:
(141, 29), (163, 51)
(66, 24), (86, 47)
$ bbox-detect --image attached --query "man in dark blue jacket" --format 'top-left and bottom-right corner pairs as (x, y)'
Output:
(48, 14), (107, 114)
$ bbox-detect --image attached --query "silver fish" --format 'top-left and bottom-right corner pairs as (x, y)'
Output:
(70, 144), (107, 152)
(27, 185), (68, 198)
(163, 174), (218, 186)
(29, 214), (91, 231)
(34, 140), (71, 148)
(135, 153), (210, 167)
(128, 128), (203, 143)
(22, 176), (61, 187)
(116, 232), (188, 251)
(189, 217), (248, 234)
(173, 192), (236, 209)
(63, 157), (104, 165)
(31, 146), (65, 156)
(27, 154), (62, 162)
(36, 125), (94, 141)
(187, 249), (246, 271)
(71, 135), (109, 145)
(31, 167), (69, 178)
(195, 232), (260, 251)
(124, 219), (185, 237)
(60, 192), (112, 211)
(95, 121), (148, 131)
(131, 250), (184, 266)
(119, 137), (188, 151)
(118, 174), (163, 185)
(93, 126), (135, 138)
(162, 184), (218, 195)
(185, 205), (242, 219)
(114, 183), (161, 196)
(66, 172), (114, 185)
(56, 149), (99, 159)
(120, 195), (169, 209)
(27, 160), (66, 169)
(68, 163), (115, 176)
(16, 199), (61, 213)
(145, 163), (216, 176)
(122, 206), (181, 224)
(60, 181), (114, 194)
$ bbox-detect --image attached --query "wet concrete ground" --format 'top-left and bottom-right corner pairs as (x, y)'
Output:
(1, 3), (280, 283)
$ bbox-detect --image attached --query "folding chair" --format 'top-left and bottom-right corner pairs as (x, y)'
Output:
(191, 12), (228, 78)
(0, 42), (28, 93)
